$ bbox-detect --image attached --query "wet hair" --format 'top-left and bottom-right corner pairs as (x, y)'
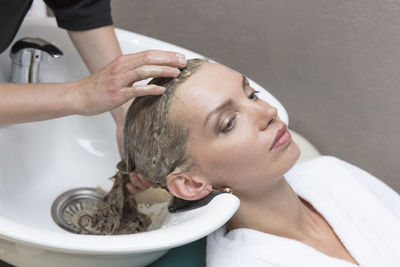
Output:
(122, 58), (207, 186)
(121, 58), (206, 187)
(80, 59), (207, 235)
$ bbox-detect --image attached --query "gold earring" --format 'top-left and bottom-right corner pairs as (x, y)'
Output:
(213, 187), (233, 194)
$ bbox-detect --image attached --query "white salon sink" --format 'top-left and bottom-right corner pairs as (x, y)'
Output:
(0, 17), (291, 267)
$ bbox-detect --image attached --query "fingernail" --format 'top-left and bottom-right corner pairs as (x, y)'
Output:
(147, 85), (165, 93)
(173, 68), (181, 75)
(126, 183), (134, 191)
(155, 86), (166, 93)
(176, 53), (187, 65)
(137, 173), (144, 180)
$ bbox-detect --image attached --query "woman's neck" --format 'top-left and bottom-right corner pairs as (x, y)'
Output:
(228, 177), (323, 241)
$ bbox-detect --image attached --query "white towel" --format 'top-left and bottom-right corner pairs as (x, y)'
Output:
(206, 156), (400, 267)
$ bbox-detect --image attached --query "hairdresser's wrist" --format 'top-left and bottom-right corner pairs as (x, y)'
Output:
(38, 81), (80, 118)
(69, 80), (89, 116)
(71, 78), (112, 117)
(61, 82), (81, 116)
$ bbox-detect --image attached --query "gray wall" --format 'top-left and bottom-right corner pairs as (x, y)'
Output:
(111, 0), (400, 192)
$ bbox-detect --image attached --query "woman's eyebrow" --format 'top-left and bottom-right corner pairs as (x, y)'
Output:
(242, 74), (249, 88)
(203, 75), (247, 126)
(204, 99), (233, 126)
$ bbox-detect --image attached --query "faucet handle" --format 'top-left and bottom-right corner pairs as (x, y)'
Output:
(9, 37), (63, 83)
(11, 37), (63, 58)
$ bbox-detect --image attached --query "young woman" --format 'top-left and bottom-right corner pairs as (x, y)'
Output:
(122, 59), (400, 266)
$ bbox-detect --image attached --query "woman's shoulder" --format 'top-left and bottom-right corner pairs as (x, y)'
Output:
(285, 155), (352, 184)
(287, 155), (376, 183)
(289, 155), (396, 193)
(287, 155), (400, 218)
(291, 155), (348, 169)
(206, 226), (290, 267)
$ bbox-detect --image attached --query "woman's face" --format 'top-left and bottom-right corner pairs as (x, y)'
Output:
(169, 62), (300, 198)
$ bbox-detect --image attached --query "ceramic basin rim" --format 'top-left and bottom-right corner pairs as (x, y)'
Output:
(0, 194), (239, 254)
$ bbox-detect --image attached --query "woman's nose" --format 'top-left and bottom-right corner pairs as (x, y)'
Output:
(255, 102), (278, 131)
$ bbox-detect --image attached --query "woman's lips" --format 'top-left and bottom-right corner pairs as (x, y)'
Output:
(270, 125), (291, 150)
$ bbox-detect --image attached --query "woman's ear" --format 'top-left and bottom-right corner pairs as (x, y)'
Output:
(166, 172), (212, 201)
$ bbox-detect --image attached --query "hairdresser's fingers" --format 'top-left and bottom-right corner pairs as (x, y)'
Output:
(122, 50), (187, 70)
(121, 65), (181, 86)
(129, 172), (150, 191)
(110, 51), (185, 78)
(126, 182), (135, 193)
(137, 173), (158, 188)
(129, 172), (137, 183)
(142, 178), (158, 189)
(126, 182), (140, 196)
(129, 172), (141, 186)
(121, 84), (166, 99)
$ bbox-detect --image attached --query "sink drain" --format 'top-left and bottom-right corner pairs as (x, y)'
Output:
(51, 187), (105, 233)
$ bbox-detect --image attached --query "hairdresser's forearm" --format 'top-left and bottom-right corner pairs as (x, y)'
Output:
(68, 25), (121, 73)
(68, 25), (126, 125)
(0, 82), (79, 125)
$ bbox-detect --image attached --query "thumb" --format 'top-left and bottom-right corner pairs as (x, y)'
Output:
(121, 84), (166, 99)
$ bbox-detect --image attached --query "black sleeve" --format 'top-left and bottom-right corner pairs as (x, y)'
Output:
(0, 0), (33, 54)
(43, 0), (113, 31)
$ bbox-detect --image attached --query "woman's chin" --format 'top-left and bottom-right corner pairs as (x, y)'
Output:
(292, 142), (301, 163)
(281, 140), (301, 172)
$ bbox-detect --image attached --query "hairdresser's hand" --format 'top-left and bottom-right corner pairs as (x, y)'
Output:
(73, 50), (187, 116)
(126, 172), (158, 198)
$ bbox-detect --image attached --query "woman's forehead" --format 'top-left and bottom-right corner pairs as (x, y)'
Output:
(171, 62), (242, 120)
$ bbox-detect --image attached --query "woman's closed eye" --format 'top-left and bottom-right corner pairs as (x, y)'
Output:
(248, 90), (260, 101)
(220, 113), (236, 134)
(219, 90), (259, 134)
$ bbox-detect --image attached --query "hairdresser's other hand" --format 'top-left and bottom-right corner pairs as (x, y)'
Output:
(126, 172), (158, 198)
(73, 50), (186, 116)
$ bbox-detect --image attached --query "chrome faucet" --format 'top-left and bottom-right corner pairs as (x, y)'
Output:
(9, 37), (63, 83)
